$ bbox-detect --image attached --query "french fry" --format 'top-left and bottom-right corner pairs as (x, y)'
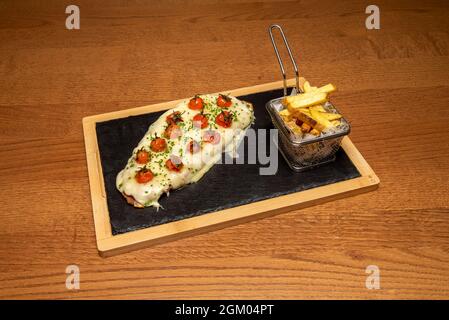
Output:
(304, 81), (318, 93)
(286, 120), (303, 135)
(296, 109), (326, 132)
(284, 91), (328, 111)
(309, 109), (333, 129)
(279, 108), (292, 122)
(331, 120), (341, 127)
(298, 108), (311, 116)
(303, 81), (336, 94)
(309, 105), (326, 113)
(298, 77), (307, 92)
(318, 112), (342, 121)
(317, 83), (336, 94)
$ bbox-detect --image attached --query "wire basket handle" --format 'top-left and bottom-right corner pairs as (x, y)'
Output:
(268, 24), (300, 96)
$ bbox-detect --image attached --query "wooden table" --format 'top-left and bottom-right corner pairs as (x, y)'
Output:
(1, 0), (448, 299)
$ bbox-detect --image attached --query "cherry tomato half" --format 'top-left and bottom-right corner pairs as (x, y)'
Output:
(202, 130), (221, 145)
(164, 123), (182, 139)
(217, 94), (232, 108)
(166, 156), (183, 172)
(150, 137), (167, 152)
(135, 168), (154, 183)
(188, 96), (204, 110)
(166, 111), (183, 125)
(192, 114), (208, 129)
(135, 149), (150, 164)
(215, 111), (233, 128)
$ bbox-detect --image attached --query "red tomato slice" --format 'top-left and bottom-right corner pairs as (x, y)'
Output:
(166, 111), (183, 125)
(150, 137), (167, 152)
(215, 111), (233, 128)
(136, 149), (150, 164)
(164, 123), (182, 139)
(217, 94), (232, 108)
(188, 96), (204, 110)
(166, 156), (183, 172)
(135, 168), (154, 183)
(192, 114), (208, 129)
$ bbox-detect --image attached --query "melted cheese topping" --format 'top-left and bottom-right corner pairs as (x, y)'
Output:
(116, 94), (254, 208)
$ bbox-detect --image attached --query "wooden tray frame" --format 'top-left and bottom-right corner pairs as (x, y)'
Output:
(83, 79), (380, 257)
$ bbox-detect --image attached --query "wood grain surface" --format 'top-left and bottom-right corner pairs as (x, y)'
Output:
(0, 0), (448, 299)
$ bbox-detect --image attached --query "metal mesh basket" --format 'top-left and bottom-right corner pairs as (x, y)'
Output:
(266, 98), (350, 171)
(267, 24), (351, 171)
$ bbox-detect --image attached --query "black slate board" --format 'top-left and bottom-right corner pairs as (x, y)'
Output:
(96, 89), (361, 235)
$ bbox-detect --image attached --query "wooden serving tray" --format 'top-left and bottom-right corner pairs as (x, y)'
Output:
(83, 79), (379, 257)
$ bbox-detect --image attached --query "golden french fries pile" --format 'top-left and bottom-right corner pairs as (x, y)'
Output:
(279, 81), (342, 136)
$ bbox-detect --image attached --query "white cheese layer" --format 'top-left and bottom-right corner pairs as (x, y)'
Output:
(116, 94), (254, 208)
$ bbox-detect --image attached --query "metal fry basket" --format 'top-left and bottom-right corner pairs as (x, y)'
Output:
(266, 24), (351, 172)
